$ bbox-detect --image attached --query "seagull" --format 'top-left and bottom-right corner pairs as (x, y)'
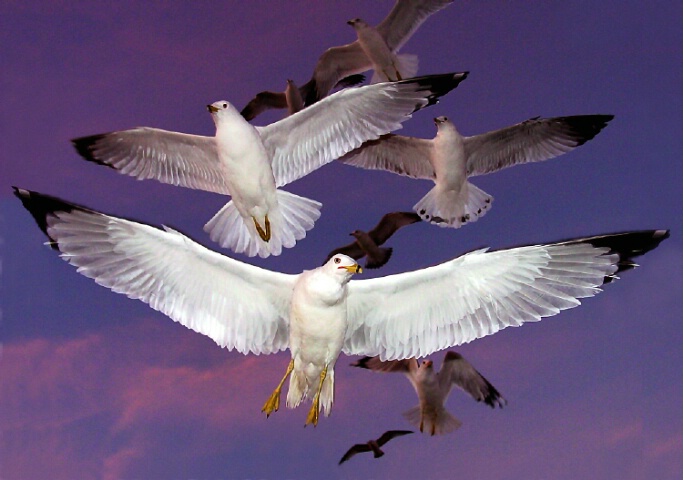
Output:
(14, 188), (668, 425)
(323, 211), (421, 269)
(71, 72), (468, 258)
(352, 351), (506, 435)
(240, 74), (365, 121)
(339, 114), (615, 228)
(303, 0), (454, 105)
(338, 430), (413, 465)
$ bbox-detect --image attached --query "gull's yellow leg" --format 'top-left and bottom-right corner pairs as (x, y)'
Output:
(305, 365), (328, 427)
(261, 359), (294, 417)
(253, 215), (271, 242)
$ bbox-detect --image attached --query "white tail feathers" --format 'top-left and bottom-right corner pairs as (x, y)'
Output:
(203, 189), (322, 258)
(414, 182), (493, 228)
(286, 369), (335, 417)
(403, 405), (462, 436)
(370, 53), (419, 83)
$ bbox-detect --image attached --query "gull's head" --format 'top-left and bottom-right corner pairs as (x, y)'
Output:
(326, 254), (362, 280)
(416, 359), (436, 383)
(434, 116), (456, 134)
(207, 101), (236, 124)
(347, 18), (368, 29)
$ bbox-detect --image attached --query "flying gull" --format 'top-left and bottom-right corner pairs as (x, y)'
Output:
(303, 0), (454, 105)
(71, 72), (468, 258)
(339, 114), (614, 228)
(352, 351), (506, 435)
(14, 188), (668, 425)
(323, 211), (421, 269)
(240, 74), (365, 122)
(338, 430), (413, 465)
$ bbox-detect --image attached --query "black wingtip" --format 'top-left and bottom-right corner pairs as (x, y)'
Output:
(13, 187), (82, 249)
(400, 71), (469, 111)
(71, 134), (117, 169)
(564, 229), (670, 281)
(563, 114), (615, 146)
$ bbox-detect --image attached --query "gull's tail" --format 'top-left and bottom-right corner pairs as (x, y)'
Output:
(414, 182), (493, 228)
(286, 368), (335, 417)
(204, 189), (322, 258)
(370, 53), (419, 84)
(402, 405), (462, 436)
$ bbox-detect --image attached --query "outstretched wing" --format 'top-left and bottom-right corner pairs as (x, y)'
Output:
(338, 133), (435, 180)
(343, 230), (667, 360)
(14, 188), (295, 355)
(377, 0), (454, 52)
(464, 114), (614, 176)
(368, 211), (422, 245)
(438, 351), (506, 407)
(72, 127), (228, 194)
(259, 72), (467, 187)
(240, 91), (288, 121)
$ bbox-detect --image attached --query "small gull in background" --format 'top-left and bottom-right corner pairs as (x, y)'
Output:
(338, 430), (413, 465)
(240, 75), (365, 122)
(323, 211), (421, 269)
(352, 351), (506, 435)
(303, 0), (454, 105)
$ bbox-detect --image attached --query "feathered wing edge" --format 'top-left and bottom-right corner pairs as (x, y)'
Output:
(14, 187), (295, 355)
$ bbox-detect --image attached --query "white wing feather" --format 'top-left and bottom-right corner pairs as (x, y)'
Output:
(377, 0), (454, 52)
(47, 207), (295, 354)
(258, 81), (433, 187)
(343, 243), (618, 360)
(72, 128), (227, 194)
(338, 133), (435, 179)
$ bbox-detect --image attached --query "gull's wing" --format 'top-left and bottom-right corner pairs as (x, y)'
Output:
(338, 443), (371, 465)
(464, 114), (615, 176)
(376, 430), (414, 446)
(323, 241), (366, 265)
(338, 134), (436, 180)
(240, 91), (288, 121)
(304, 42), (371, 105)
(437, 351), (506, 407)
(343, 230), (668, 360)
(351, 356), (417, 373)
(368, 211), (422, 245)
(72, 128), (228, 194)
(14, 188), (295, 355)
(377, 0), (454, 52)
(259, 72), (467, 187)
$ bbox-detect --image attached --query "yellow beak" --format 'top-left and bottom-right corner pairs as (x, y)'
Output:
(207, 104), (219, 113)
(343, 264), (362, 274)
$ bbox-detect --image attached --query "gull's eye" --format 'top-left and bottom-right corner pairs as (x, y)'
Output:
(334, 257), (341, 264)
(443, 116), (448, 121)
(222, 103), (227, 109)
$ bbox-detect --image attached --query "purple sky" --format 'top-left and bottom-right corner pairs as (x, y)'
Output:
(1, 1), (681, 479)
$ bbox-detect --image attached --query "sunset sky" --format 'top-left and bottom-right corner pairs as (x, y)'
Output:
(1, 1), (681, 479)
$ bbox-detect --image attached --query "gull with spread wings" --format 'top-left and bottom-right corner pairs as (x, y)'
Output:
(72, 73), (467, 258)
(303, 0), (454, 105)
(324, 211), (421, 269)
(353, 351), (506, 435)
(14, 188), (667, 425)
(339, 114), (614, 228)
(240, 75), (365, 122)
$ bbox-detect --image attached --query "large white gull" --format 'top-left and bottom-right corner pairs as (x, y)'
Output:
(339, 114), (614, 228)
(14, 188), (668, 425)
(72, 72), (467, 258)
